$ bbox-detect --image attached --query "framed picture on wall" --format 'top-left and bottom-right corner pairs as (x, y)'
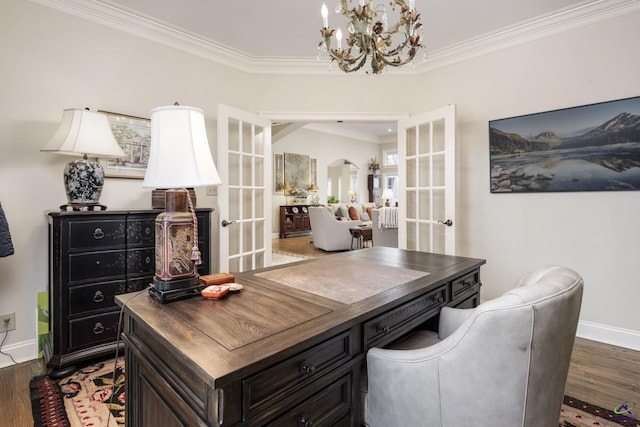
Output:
(489, 95), (640, 193)
(98, 110), (151, 179)
(284, 153), (311, 195)
(274, 153), (284, 193)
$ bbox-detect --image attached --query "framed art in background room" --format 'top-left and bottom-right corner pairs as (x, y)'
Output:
(99, 110), (151, 179)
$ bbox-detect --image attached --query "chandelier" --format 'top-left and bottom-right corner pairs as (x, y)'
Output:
(318, 0), (423, 74)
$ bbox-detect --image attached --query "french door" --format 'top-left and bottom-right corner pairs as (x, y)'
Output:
(398, 104), (456, 255)
(217, 104), (272, 273)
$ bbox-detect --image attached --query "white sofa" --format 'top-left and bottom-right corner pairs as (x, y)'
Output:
(372, 208), (398, 248)
(308, 206), (362, 251)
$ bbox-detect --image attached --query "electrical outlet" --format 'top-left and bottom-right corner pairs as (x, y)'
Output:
(0, 313), (15, 332)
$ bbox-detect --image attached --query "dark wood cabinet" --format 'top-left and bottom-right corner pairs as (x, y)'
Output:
(118, 248), (484, 426)
(367, 174), (380, 203)
(279, 205), (311, 238)
(44, 208), (211, 374)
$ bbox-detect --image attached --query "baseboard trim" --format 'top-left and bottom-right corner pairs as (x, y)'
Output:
(0, 338), (38, 368)
(577, 320), (640, 351)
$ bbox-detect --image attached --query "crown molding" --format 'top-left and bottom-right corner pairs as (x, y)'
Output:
(31, 0), (640, 75)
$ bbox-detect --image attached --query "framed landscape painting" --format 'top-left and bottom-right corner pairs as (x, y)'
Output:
(98, 111), (151, 179)
(489, 96), (640, 193)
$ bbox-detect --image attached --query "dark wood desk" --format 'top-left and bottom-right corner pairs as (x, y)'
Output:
(117, 247), (485, 427)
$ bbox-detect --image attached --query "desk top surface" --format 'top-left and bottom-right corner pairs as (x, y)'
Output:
(117, 247), (485, 386)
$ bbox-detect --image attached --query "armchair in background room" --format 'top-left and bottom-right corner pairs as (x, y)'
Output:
(308, 206), (362, 251)
(362, 265), (583, 427)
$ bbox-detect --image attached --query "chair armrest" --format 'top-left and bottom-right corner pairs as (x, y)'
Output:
(438, 306), (475, 339)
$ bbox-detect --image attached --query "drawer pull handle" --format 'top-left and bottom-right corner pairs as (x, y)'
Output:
(144, 227), (151, 235)
(432, 295), (445, 304)
(299, 360), (316, 376)
(93, 228), (105, 240)
(93, 322), (105, 335)
(93, 291), (104, 303)
(145, 256), (151, 264)
(376, 323), (389, 334)
(298, 415), (313, 427)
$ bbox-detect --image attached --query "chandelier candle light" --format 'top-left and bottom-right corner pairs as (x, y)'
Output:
(319, 0), (423, 74)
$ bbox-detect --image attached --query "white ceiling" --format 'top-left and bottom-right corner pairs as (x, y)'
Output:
(106, 0), (588, 59)
(41, 0), (638, 140)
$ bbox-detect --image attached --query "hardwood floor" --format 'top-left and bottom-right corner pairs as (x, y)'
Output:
(2, 238), (638, 424)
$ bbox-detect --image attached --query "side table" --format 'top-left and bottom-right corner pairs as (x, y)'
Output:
(350, 226), (372, 249)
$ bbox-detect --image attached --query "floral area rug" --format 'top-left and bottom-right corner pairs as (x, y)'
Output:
(30, 357), (125, 427)
(271, 250), (314, 266)
(559, 396), (640, 427)
(30, 361), (636, 427)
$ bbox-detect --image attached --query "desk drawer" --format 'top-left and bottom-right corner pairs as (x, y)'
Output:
(69, 312), (120, 351)
(452, 270), (480, 299)
(243, 331), (353, 421)
(265, 372), (352, 427)
(365, 284), (447, 347)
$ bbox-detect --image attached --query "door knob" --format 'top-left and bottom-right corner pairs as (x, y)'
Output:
(221, 220), (237, 227)
(437, 219), (453, 226)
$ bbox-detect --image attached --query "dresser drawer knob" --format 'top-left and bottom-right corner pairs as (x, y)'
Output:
(432, 295), (445, 304)
(93, 291), (105, 303)
(93, 228), (105, 240)
(144, 226), (151, 235)
(376, 323), (390, 334)
(297, 415), (313, 427)
(299, 360), (316, 376)
(145, 256), (151, 264)
(93, 322), (105, 335)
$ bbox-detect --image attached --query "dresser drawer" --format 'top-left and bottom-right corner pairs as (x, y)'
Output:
(264, 373), (352, 427)
(242, 330), (353, 421)
(126, 216), (155, 247)
(451, 270), (480, 299)
(364, 284), (447, 348)
(69, 312), (120, 351)
(68, 250), (126, 283)
(68, 219), (126, 251)
(69, 281), (125, 316)
(127, 247), (155, 277)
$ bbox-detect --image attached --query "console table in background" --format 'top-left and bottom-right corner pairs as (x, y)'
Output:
(118, 247), (485, 426)
(279, 205), (311, 238)
(44, 208), (211, 377)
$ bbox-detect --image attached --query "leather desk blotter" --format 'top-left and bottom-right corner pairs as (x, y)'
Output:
(256, 257), (429, 304)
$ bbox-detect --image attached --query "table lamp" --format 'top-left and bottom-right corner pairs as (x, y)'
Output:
(142, 104), (221, 303)
(347, 189), (357, 203)
(41, 108), (126, 210)
(309, 183), (319, 206)
(382, 188), (394, 207)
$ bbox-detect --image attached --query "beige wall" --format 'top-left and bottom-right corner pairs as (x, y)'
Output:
(1, 0), (639, 364)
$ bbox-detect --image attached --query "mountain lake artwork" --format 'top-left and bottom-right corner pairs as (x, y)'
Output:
(489, 96), (640, 193)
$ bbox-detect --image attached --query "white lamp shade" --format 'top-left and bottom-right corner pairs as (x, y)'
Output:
(143, 105), (221, 189)
(41, 109), (126, 158)
(381, 188), (394, 199)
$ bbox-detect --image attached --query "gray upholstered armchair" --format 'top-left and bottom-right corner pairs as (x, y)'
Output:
(363, 265), (583, 427)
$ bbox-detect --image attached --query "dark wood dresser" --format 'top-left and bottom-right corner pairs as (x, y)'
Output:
(44, 208), (211, 375)
(279, 205), (311, 238)
(117, 248), (484, 426)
